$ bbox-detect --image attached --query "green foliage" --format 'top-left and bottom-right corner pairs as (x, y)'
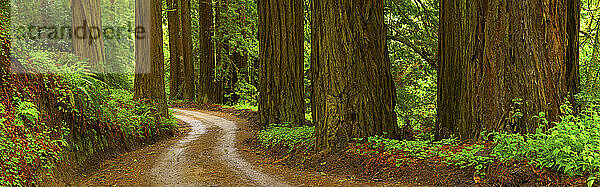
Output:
(304, 112), (312, 123)
(3, 0), (165, 185)
(491, 102), (600, 185)
(0, 100), (64, 186)
(101, 0), (136, 74)
(387, 0), (438, 139)
(223, 103), (258, 111)
(504, 98), (525, 133)
(354, 135), (494, 176)
(14, 101), (39, 126)
(394, 75), (436, 139)
(1, 74), (177, 185)
(208, 0), (258, 84)
(354, 135), (459, 166)
(0, 0), (9, 40)
(112, 89), (178, 132)
(14, 50), (90, 74)
(67, 88), (178, 157)
(257, 124), (315, 152)
(355, 135), (448, 159)
(580, 0), (600, 100)
(226, 79), (258, 106)
(441, 144), (494, 176)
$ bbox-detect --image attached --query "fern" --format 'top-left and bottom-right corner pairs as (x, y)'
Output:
(15, 101), (39, 126)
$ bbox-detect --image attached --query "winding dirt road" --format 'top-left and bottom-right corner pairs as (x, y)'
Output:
(75, 109), (381, 187)
(148, 109), (290, 186)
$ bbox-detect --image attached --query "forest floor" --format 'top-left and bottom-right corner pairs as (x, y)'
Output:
(74, 105), (588, 186)
(75, 108), (395, 186)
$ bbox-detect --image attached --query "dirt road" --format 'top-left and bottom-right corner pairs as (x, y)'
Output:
(147, 109), (290, 186)
(76, 109), (385, 187)
(76, 109), (288, 186)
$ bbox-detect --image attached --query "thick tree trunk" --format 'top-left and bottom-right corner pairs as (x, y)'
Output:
(134, 0), (167, 116)
(311, 0), (399, 152)
(197, 0), (222, 103)
(71, 0), (106, 73)
(167, 0), (182, 99)
(180, 0), (195, 100)
(436, 0), (580, 140)
(258, 0), (306, 126)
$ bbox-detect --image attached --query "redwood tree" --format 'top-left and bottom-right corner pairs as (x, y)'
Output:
(213, 0), (227, 103)
(71, 0), (105, 73)
(166, 0), (182, 99)
(436, 0), (580, 140)
(311, 0), (399, 152)
(134, 0), (167, 116)
(258, 0), (306, 126)
(180, 0), (195, 100)
(197, 0), (222, 103)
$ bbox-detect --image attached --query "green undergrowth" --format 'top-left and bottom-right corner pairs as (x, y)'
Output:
(1, 75), (178, 186)
(222, 103), (258, 111)
(352, 101), (599, 186)
(252, 100), (598, 186)
(490, 102), (600, 186)
(257, 123), (315, 153)
(0, 100), (64, 186)
(353, 135), (495, 176)
(1, 47), (177, 185)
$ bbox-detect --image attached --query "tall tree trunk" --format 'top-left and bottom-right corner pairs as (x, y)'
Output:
(258, 0), (306, 126)
(215, 0), (223, 79)
(213, 0), (226, 103)
(566, 0), (580, 98)
(197, 0), (222, 103)
(167, 0), (182, 99)
(436, 0), (580, 140)
(71, 0), (106, 73)
(180, 0), (195, 100)
(134, 0), (167, 116)
(311, 0), (399, 152)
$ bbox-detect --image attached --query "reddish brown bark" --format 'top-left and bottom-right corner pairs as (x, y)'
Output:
(311, 0), (399, 152)
(180, 0), (195, 100)
(134, 0), (167, 116)
(166, 0), (182, 99)
(258, 0), (306, 127)
(437, 0), (580, 139)
(197, 0), (223, 103)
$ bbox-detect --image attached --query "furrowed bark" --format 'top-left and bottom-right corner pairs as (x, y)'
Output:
(134, 0), (168, 116)
(197, 0), (222, 103)
(258, 0), (306, 126)
(71, 0), (106, 73)
(180, 0), (195, 100)
(167, 0), (182, 99)
(312, 0), (399, 152)
(436, 0), (580, 140)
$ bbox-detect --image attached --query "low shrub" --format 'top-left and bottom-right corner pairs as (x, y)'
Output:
(257, 123), (315, 152)
(491, 101), (600, 186)
(354, 135), (493, 173)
